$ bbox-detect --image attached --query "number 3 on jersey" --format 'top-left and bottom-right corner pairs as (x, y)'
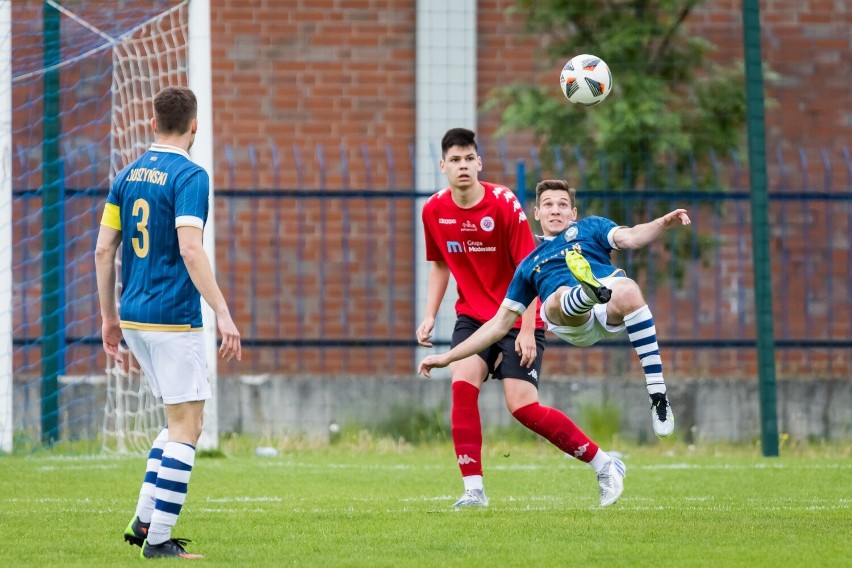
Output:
(131, 198), (150, 258)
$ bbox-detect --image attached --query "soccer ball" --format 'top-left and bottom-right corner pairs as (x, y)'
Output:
(559, 54), (613, 106)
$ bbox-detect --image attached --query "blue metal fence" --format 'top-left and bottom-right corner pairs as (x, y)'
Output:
(10, 144), (852, 386)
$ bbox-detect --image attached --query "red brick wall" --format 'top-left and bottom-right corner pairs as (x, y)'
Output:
(209, 1), (851, 186)
(10, 1), (850, 380)
(204, 0), (850, 379)
(210, 0), (417, 191)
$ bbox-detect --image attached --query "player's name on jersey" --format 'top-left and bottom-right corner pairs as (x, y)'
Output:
(127, 167), (169, 186)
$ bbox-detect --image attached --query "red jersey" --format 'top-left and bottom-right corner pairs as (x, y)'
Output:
(422, 181), (544, 328)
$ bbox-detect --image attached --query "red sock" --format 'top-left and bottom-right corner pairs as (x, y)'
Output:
(451, 381), (483, 477)
(512, 402), (599, 463)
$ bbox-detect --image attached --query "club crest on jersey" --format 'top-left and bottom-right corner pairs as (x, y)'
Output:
(480, 216), (495, 232)
(563, 225), (579, 242)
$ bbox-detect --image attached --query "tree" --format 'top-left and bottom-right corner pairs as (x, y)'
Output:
(487, 0), (748, 190)
(485, 0), (756, 281)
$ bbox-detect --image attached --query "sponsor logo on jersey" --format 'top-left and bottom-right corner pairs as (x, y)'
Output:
(466, 240), (496, 253)
(461, 220), (477, 232)
(446, 241), (464, 253)
(439, 218), (457, 224)
(480, 216), (495, 231)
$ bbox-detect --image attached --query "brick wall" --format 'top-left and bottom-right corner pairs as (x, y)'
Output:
(210, 0), (417, 191)
(209, 1), (851, 188)
(10, 1), (850, 380)
(204, 1), (850, 379)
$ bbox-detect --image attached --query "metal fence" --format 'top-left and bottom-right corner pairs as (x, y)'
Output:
(10, 143), (852, 387)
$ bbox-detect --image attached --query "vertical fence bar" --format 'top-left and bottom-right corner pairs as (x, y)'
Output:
(552, 145), (564, 180)
(316, 144), (327, 373)
(775, 148), (790, 370)
(845, 148), (852, 360)
(223, 145), (238, 363)
(339, 144), (351, 370)
(797, 148), (813, 360)
(248, 144), (260, 372)
(711, 159), (724, 343)
(515, 160), (525, 207)
(293, 144), (306, 373)
(688, 152), (700, 344)
(270, 142), (282, 371)
(385, 145), (397, 371)
(361, 145), (375, 345)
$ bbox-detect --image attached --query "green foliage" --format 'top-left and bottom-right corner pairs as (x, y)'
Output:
(578, 401), (622, 445)
(373, 404), (450, 444)
(487, 1), (754, 280)
(494, 0), (747, 170)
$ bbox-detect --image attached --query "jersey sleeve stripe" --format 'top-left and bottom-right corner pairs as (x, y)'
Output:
(100, 202), (121, 230)
(175, 215), (204, 229)
(607, 226), (623, 249)
(501, 298), (527, 315)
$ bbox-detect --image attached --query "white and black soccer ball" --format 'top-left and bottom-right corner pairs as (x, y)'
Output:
(559, 54), (613, 106)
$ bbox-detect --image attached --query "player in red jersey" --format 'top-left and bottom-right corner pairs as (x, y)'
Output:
(418, 128), (619, 507)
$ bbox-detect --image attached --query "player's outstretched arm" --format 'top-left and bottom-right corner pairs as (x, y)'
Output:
(177, 226), (242, 362)
(418, 307), (518, 378)
(613, 208), (691, 250)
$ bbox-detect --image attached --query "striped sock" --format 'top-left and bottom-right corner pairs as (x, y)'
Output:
(560, 286), (596, 317)
(135, 427), (169, 524)
(147, 442), (196, 546)
(625, 305), (666, 395)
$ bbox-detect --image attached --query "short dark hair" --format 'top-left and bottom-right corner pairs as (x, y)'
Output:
(535, 179), (576, 207)
(153, 86), (197, 135)
(441, 128), (477, 158)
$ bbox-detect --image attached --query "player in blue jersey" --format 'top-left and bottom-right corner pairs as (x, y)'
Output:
(419, 179), (691, 504)
(95, 86), (240, 560)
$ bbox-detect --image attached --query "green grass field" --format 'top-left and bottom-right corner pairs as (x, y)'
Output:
(1, 438), (849, 567)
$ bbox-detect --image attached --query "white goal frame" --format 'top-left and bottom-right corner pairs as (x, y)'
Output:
(0, 0), (217, 452)
(1, 0), (12, 453)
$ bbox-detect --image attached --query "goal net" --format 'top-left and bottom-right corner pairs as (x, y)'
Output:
(4, 0), (198, 452)
(102, 2), (188, 453)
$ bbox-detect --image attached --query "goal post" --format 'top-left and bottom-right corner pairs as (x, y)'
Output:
(6, 0), (217, 453)
(1, 0), (12, 454)
(187, 0), (218, 452)
(104, 0), (219, 452)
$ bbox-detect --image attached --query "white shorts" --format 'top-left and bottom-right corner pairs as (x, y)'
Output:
(123, 329), (211, 404)
(540, 277), (626, 347)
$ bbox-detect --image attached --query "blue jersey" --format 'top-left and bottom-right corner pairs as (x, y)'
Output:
(101, 143), (209, 330)
(502, 216), (626, 314)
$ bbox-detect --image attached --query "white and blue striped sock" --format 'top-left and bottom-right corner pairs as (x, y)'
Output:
(135, 427), (169, 524)
(560, 286), (596, 317)
(147, 441), (196, 546)
(625, 306), (666, 395)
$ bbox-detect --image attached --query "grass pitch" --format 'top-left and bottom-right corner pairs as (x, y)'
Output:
(0, 439), (848, 567)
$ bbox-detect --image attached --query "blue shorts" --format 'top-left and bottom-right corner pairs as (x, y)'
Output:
(451, 315), (546, 386)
